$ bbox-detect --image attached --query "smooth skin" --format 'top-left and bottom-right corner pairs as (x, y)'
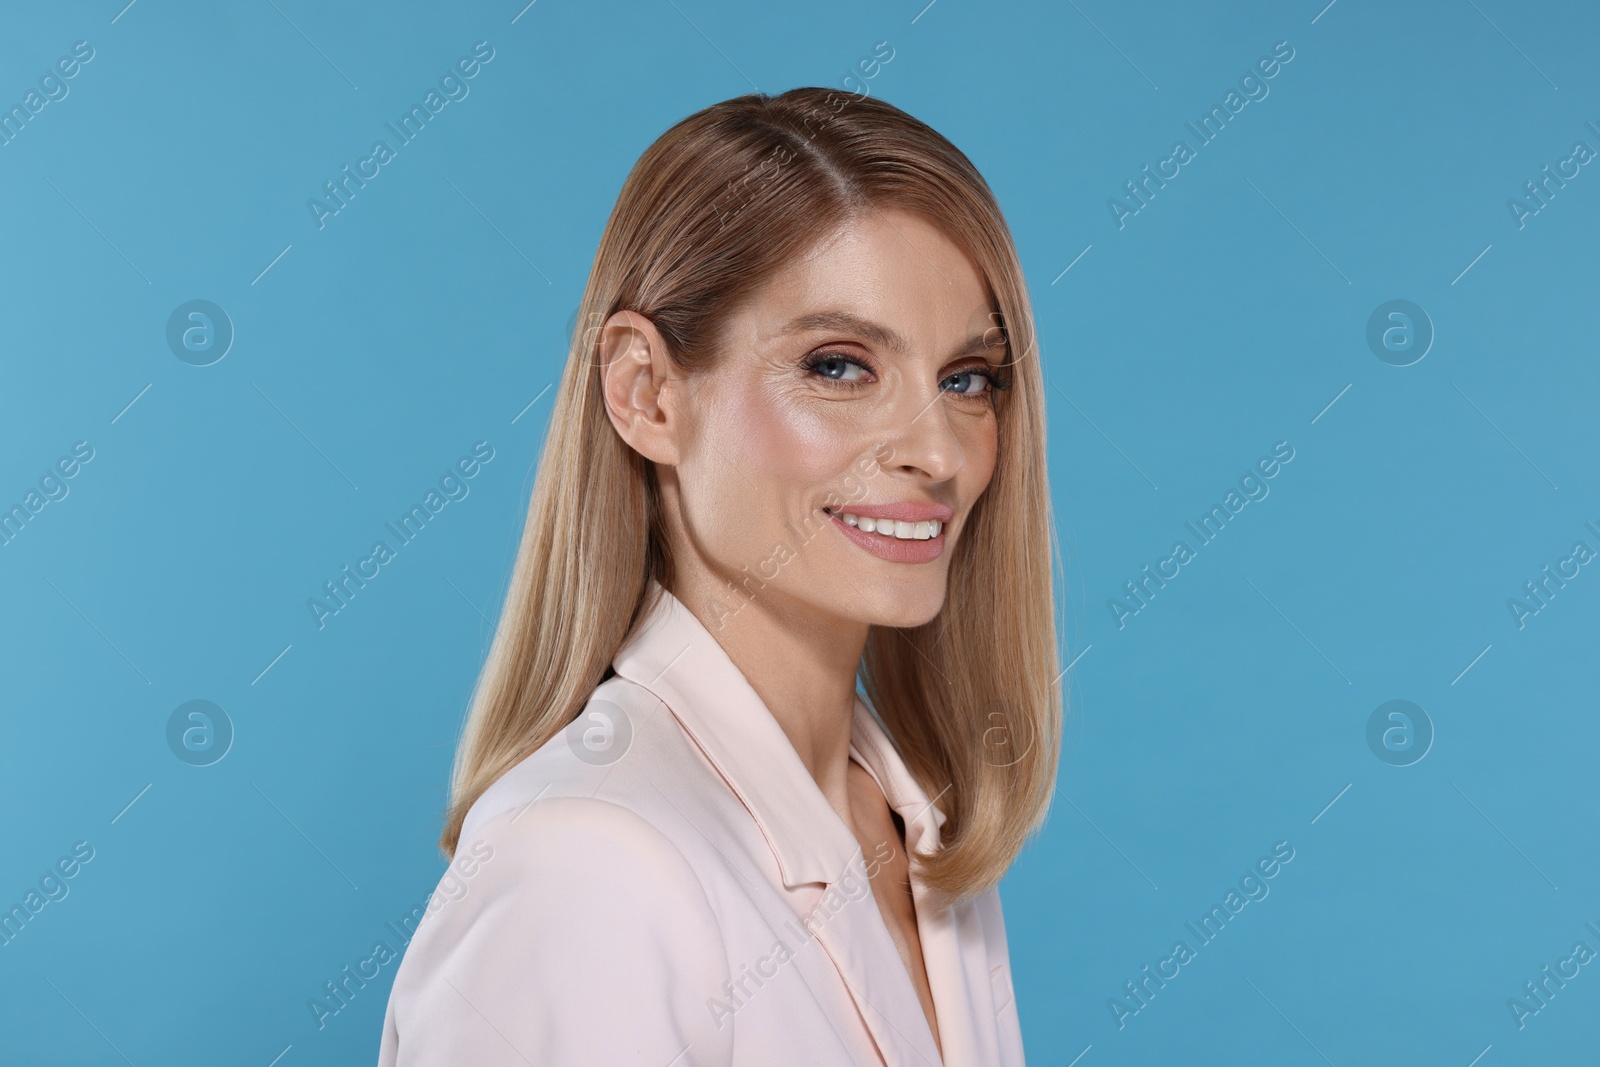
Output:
(600, 207), (1005, 1056)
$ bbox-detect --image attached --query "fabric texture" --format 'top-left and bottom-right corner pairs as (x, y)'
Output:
(377, 580), (1026, 1066)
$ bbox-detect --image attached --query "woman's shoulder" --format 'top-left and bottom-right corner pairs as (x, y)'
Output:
(404, 673), (743, 962)
(455, 791), (718, 927)
(382, 765), (737, 1065)
(457, 672), (706, 844)
(380, 676), (747, 1062)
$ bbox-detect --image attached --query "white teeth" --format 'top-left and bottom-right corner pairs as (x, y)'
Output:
(835, 512), (946, 540)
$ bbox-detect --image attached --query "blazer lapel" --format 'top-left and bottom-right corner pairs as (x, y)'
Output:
(800, 855), (946, 1067)
(610, 582), (951, 1066)
(905, 883), (1000, 1067)
(850, 700), (1005, 1067)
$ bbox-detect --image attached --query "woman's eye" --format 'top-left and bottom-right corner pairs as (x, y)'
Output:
(809, 354), (871, 382)
(941, 370), (991, 396)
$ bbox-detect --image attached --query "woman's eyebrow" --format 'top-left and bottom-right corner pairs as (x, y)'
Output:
(779, 310), (998, 361)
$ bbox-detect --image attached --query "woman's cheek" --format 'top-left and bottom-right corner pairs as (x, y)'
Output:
(728, 387), (859, 490)
(682, 392), (802, 568)
(963, 413), (1000, 495)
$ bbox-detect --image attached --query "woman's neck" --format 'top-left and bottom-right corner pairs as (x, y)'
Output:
(669, 570), (869, 815)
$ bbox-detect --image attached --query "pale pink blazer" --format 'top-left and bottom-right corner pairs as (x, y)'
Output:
(378, 582), (1027, 1066)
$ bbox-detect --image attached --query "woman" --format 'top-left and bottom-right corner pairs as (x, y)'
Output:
(378, 86), (1061, 1066)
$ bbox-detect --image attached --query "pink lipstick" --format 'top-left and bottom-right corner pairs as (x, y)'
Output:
(824, 502), (954, 564)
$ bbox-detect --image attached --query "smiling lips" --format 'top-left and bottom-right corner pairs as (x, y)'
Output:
(825, 502), (954, 564)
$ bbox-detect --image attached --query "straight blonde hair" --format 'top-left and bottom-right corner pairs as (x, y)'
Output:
(441, 87), (1061, 903)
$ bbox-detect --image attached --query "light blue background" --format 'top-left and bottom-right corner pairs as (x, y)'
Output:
(2, 0), (1596, 1063)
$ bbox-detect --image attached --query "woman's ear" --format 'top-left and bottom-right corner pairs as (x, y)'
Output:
(598, 309), (682, 466)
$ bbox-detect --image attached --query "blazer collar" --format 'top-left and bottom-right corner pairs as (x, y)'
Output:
(610, 580), (944, 888)
(613, 581), (960, 1067)
(608, 585), (870, 883)
(849, 699), (948, 858)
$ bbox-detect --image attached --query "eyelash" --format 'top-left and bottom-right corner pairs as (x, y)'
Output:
(801, 350), (1012, 399)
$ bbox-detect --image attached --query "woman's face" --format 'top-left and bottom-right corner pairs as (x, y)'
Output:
(664, 207), (1006, 632)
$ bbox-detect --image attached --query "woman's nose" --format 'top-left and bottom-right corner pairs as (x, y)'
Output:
(879, 389), (965, 483)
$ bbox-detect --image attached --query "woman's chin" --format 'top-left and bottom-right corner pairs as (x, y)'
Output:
(840, 576), (949, 631)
